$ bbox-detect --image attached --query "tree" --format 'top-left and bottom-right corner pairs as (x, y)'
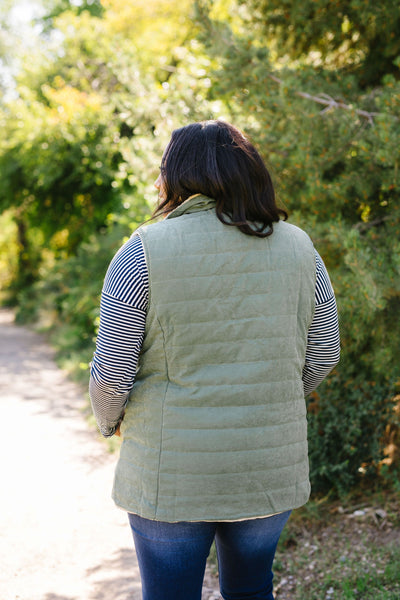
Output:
(0, 0), (218, 298)
(238, 0), (400, 87)
(0, 8), (154, 291)
(194, 0), (400, 492)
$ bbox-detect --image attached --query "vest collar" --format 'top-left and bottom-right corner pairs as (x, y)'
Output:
(166, 194), (216, 220)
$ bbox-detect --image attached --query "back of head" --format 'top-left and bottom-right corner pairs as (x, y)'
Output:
(154, 120), (287, 237)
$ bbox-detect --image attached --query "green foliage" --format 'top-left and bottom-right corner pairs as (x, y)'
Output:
(196, 5), (400, 223)
(0, 3), (222, 297)
(15, 220), (142, 376)
(0, 86), (122, 246)
(0, 210), (18, 302)
(307, 371), (398, 496)
(0, 9), (155, 295)
(237, 0), (400, 86)
(324, 218), (400, 379)
(42, 0), (104, 24)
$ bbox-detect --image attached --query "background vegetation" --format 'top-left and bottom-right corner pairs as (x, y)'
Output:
(0, 0), (399, 499)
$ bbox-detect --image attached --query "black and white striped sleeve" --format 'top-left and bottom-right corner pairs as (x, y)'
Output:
(302, 250), (340, 396)
(89, 233), (149, 437)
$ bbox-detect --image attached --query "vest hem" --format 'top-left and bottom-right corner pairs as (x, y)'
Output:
(112, 495), (309, 524)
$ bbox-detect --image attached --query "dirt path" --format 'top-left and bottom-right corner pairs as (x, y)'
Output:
(0, 310), (220, 600)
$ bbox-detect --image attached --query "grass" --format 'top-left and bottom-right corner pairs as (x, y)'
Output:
(339, 550), (400, 599)
(276, 542), (400, 599)
(272, 493), (400, 599)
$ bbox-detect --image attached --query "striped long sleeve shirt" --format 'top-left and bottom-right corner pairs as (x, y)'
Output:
(90, 234), (340, 437)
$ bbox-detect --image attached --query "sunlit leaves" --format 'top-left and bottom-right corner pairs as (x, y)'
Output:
(101, 0), (194, 72)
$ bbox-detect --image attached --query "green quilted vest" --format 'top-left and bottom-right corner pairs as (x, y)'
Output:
(112, 194), (316, 522)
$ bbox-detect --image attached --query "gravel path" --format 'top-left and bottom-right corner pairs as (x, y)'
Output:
(0, 309), (220, 600)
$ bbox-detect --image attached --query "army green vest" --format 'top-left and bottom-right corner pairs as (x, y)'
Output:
(112, 194), (316, 522)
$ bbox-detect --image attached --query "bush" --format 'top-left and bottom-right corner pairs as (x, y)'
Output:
(307, 370), (399, 497)
(15, 222), (134, 380)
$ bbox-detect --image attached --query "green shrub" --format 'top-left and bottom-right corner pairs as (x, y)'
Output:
(307, 370), (399, 497)
(15, 222), (134, 376)
(0, 210), (18, 304)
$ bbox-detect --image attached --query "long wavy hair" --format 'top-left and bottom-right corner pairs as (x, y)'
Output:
(152, 120), (287, 237)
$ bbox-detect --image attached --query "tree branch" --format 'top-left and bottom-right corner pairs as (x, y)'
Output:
(353, 216), (391, 232)
(268, 74), (388, 125)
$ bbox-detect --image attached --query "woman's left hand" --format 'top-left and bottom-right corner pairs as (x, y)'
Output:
(115, 410), (125, 437)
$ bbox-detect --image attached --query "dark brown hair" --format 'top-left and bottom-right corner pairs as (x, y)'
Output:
(153, 120), (287, 237)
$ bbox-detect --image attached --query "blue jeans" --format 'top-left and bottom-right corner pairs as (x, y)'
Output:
(128, 510), (291, 600)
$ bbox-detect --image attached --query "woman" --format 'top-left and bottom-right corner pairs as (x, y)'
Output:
(90, 120), (340, 600)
